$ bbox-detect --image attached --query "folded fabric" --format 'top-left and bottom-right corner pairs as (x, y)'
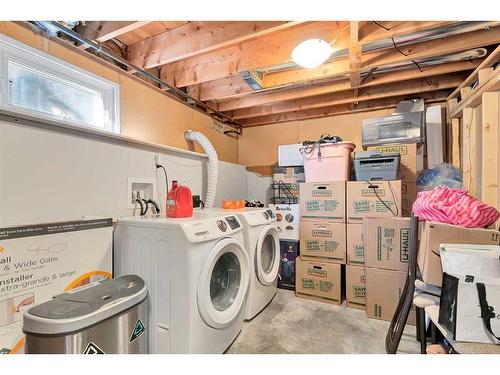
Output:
(412, 186), (500, 228)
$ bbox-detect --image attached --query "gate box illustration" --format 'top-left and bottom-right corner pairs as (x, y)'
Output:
(295, 258), (342, 305)
(278, 240), (300, 291)
(364, 217), (411, 272)
(0, 218), (113, 354)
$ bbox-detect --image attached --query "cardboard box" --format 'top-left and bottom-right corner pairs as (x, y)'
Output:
(278, 240), (300, 291)
(364, 217), (411, 271)
(367, 143), (417, 182)
(279, 143), (304, 166)
(401, 181), (417, 217)
(347, 223), (365, 266)
(0, 219), (113, 353)
(271, 183), (300, 204)
(295, 258), (342, 305)
(299, 181), (346, 222)
(273, 166), (305, 184)
(346, 265), (366, 309)
(365, 268), (407, 321)
(418, 221), (500, 286)
(300, 221), (346, 263)
(346, 180), (402, 223)
(269, 204), (300, 240)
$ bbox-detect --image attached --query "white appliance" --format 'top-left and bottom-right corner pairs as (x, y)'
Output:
(113, 211), (250, 354)
(219, 208), (280, 320)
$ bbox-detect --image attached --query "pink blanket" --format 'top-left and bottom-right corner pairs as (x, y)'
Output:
(412, 186), (500, 228)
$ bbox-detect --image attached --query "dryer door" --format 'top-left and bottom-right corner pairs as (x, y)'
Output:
(255, 225), (280, 286)
(197, 237), (250, 329)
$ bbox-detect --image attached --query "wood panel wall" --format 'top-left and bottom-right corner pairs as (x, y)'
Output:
(0, 22), (238, 163)
(238, 109), (391, 167)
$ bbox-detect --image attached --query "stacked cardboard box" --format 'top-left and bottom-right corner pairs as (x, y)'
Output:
(296, 181), (346, 304)
(367, 143), (420, 217)
(364, 216), (416, 323)
(345, 180), (402, 310)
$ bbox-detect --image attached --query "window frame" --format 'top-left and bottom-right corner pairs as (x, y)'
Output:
(0, 33), (120, 134)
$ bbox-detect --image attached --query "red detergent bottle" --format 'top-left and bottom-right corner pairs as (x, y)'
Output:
(166, 180), (193, 218)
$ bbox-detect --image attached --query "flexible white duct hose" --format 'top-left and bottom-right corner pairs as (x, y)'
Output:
(184, 130), (218, 208)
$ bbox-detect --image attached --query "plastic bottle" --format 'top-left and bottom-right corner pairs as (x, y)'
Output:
(166, 180), (193, 218)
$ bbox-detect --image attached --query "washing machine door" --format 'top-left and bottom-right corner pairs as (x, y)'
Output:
(197, 237), (250, 329)
(255, 225), (280, 286)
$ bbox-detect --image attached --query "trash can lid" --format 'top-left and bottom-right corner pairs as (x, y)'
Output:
(23, 275), (147, 335)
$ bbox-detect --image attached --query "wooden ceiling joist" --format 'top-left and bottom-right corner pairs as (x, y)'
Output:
(262, 26), (500, 87)
(358, 21), (453, 43)
(159, 21), (350, 87)
(128, 21), (305, 68)
(239, 90), (451, 127)
(214, 59), (480, 111)
(349, 21), (362, 89)
(75, 21), (151, 49)
(229, 72), (467, 120)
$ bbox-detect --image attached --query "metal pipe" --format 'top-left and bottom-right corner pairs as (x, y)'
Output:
(38, 21), (243, 133)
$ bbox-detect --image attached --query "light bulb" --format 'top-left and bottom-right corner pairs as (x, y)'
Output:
(291, 39), (333, 69)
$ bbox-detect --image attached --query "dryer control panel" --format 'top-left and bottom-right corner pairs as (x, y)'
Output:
(181, 215), (243, 243)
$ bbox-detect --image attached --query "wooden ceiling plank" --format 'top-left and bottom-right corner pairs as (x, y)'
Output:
(262, 26), (500, 87)
(160, 21), (350, 87)
(215, 59), (480, 111)
(359, 21), (454, 43)
(232, 72), (467, 119)
(349, 21), (362, 88)
(76, 21), (151, 49)
(128, 21), (303, 68)
(239, 90), (450, 127)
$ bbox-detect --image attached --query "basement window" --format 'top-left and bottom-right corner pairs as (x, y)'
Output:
(0, 34), (120, 133)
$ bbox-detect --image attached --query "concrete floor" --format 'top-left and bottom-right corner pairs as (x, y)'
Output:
(227, 289), (419, 354)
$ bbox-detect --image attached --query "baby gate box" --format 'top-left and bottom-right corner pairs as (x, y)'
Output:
(0, 218), (113, 354)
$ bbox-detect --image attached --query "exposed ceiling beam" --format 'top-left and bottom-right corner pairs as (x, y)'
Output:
(159, 21), (350, 87)
(349, 21), (362, 89)
(229, 72), (467, 120)
(128, 21), (306, 68)
(262, 26), (500, 87)
(75, 21), (151, 49)
(359, 21), (454, 43)
(239, 90), (450, 127)
(214, 59), (480, 111)
(197, 76), (253, 102)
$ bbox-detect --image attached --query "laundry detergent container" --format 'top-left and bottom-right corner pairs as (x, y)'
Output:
(300, 142), (355, 182)
(23, 275), (148, 354)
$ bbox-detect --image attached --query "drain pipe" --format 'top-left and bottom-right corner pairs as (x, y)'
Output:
(185, 131), (218, 209)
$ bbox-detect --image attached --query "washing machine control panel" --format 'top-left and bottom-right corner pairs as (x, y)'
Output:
(266, 209), (275, 219)
(216, 219), (228, 232)
(225, 216), (240, 230)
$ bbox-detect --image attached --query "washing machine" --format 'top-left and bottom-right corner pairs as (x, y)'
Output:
(113, 211), (250, 354)
(216, 208), (280, 320)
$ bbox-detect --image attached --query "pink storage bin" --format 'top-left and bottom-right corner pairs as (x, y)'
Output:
(300, 142), (355, 182)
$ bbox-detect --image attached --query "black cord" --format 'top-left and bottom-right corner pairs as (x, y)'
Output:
(156, 164), (169, 190)
(371, 21), (391, 31)
(147, 199), (161, 214)
(368, 180), (399, 217)
(390, 37), (432, 86)
(135, 198), (146, 216)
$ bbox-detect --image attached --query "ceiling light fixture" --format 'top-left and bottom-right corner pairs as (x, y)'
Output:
(291, 39), (333, 69)
(291, 24), (350, 69)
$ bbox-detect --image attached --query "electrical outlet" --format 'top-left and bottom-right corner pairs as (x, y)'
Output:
(127, 178), (155, 209)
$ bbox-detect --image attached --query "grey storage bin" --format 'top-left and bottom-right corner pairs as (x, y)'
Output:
(23, 275), (148, 354)
(354, 151), (401, 181)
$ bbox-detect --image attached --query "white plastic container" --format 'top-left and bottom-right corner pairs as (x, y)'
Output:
(300, 142), (355, 182)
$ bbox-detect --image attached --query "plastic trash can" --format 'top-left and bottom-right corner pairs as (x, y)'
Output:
(300, 142), (355, 182)
(23, 275), (148, 354)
